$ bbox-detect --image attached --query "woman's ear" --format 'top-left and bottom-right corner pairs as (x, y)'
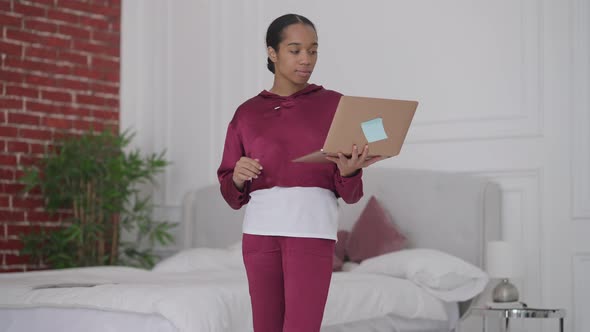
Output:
(267, 46), (277, 63)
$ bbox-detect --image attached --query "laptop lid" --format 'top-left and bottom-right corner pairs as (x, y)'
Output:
(293, 95), (418, 163)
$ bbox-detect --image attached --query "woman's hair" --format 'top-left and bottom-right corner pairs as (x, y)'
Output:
(266, 14), (316, 74)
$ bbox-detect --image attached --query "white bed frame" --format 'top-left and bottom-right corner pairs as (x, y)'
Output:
(182, 167), (502, 324)
(0, 167), (500, 332)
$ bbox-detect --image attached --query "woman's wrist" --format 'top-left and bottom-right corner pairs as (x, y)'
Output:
(340, 168), (360, 178)
(232, 177), (245, 192)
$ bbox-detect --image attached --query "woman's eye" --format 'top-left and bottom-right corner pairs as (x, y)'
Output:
(310, 50), (318, 55)
(290, 50), (300, 54)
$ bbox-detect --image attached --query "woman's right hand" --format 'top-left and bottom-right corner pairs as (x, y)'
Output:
(232, 157), (263, 191)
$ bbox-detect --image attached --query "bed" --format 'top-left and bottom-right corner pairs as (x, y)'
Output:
(0, 167), (501, 332)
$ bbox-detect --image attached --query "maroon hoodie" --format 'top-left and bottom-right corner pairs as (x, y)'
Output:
(217, 84), (363, 210)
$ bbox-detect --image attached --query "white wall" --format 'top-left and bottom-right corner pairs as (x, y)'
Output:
(121, 1), (589, 331)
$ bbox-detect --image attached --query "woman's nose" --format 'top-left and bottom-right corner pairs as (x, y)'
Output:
(300, 53), (311, 64)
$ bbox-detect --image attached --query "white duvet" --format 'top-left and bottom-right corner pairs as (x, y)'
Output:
(0, 249), (452, 332)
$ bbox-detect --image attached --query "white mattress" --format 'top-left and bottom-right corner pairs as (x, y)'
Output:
(0, 307), (178, 332)
(0, 306), (456, 332)
(0, 266), (458, 332)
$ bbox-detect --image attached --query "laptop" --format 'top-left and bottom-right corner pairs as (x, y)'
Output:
(293, 95), (418, 163)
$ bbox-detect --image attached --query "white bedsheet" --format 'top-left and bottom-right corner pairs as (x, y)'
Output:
(0, 266), (453, 332)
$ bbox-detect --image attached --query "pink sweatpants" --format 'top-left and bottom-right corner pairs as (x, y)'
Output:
(242, 233), (335, 332)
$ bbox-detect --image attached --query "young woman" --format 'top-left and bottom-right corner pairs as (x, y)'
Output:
(217, 13), (383, 332)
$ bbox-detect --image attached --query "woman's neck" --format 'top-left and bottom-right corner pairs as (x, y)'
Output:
(269, 77), (308, 96)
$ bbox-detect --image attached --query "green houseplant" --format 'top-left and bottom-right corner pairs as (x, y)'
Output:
(19, 128), (175, 269)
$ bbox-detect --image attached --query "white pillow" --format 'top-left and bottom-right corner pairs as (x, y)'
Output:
(227, 241), (242, 250)
(351, 248), (489, 302)
(152, 245), (244, 273)
(341, 262), (360, 272)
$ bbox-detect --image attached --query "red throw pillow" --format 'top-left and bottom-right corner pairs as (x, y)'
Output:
(332, 255), (344, 271)
(333, 230), (350, 271)
(346, 196), (407, 263)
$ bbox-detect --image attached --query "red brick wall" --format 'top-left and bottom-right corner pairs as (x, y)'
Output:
(0, 0), (121, 272)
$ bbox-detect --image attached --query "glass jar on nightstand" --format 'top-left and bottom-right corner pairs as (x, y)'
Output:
(469, 307), (566, 332)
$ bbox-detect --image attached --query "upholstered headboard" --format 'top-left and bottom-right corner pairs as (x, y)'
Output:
(182, 167), (501, 269)
(181, 167), (500, 323)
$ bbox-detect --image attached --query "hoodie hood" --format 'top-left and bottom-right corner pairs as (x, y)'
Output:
(258, 84), (324, 110)
(258, 84), (323, 99)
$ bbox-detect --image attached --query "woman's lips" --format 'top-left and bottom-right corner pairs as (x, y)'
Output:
(296, 70), (311, 78)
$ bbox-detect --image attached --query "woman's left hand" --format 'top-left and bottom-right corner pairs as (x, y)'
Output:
(325, 145), (386, 177)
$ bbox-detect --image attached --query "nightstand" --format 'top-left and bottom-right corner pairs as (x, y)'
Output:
(469, 307), (566, 332)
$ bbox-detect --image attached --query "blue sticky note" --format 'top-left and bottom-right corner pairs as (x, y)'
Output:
(361, 118), (388, 143)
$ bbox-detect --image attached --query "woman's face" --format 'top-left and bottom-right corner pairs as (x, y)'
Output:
(269, 23), (318, 86)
